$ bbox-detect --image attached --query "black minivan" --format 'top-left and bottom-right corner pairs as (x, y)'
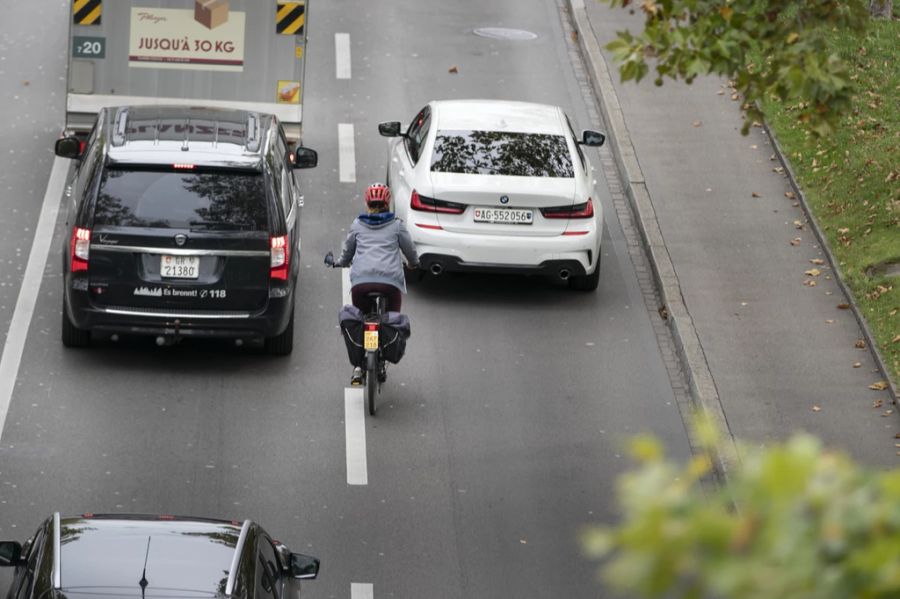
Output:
(55, 106), (317, 354)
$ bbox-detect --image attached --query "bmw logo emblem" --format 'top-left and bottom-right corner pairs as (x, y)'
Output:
(174, 234), (187, 247)
(500, 195), (509, 204)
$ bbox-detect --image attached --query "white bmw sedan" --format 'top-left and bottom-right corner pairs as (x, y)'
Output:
(378, 99), (606, 291)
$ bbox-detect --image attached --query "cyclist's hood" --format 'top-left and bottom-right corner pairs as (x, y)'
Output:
(358, 212), (396, 228)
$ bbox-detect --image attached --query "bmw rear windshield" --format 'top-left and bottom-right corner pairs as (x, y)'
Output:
(92, 167), (269, 230)
(430, 130), (574, 178)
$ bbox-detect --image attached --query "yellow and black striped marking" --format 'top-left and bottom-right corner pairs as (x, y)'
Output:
(73, 0), (101, 25)
(276, 2), (305, 36)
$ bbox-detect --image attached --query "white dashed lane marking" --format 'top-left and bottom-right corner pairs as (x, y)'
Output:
(344, 387), (368, 485)
(335, 33), (351, 79)
(0, 157), (68, 439)
(338, 123), (356, 183)
(351, 583), (374, 599)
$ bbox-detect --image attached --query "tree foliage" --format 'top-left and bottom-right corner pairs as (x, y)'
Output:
(582, 418), (900, 598)
(601, 0), (871, 135)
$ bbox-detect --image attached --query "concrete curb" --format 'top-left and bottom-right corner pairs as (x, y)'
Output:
(566, 0), (739, 482)
(764, 122), (899, 406)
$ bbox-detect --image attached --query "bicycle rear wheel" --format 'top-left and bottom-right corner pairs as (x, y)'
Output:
(365, 352), (377, 415)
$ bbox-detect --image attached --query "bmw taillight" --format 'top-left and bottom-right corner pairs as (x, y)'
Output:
(270, 235), (289, 280)
(410, 189), (466, 214)
(70, 227), (91, 272)
(540, 198), (594, 219)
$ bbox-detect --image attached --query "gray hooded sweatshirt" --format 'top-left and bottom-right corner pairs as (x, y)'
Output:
(337, 212), (419, 293)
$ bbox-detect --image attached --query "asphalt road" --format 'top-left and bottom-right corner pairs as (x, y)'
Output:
(0, 1), (692, 597)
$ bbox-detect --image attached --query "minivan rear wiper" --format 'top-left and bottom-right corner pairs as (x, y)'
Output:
(188, 220), (254, 231)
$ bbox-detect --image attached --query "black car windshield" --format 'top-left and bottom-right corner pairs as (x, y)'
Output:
(93, 168), (268, 230)
(430, 130), (574, 178)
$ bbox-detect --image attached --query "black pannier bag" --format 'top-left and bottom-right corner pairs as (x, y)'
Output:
(338, 305), (412, 366)
(379, 311), (411, 364)
(339, 304), (366, 367)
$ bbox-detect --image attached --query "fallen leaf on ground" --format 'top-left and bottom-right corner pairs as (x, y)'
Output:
(855, 339), (866, 349)
(790, 238), (802, 246)
(837, 303), (850, 309)
(752, 192), (761, 198)
(448, 65), (459, 74)
(825, 319), (834, 324)
(892, 334), (900, 344)
(717, 89), (725, 95)
(785, 191), (796, 199)
(22, 80), (29, 86)
(750, 144), (758, 149)
(874, 399), (884, 408)
(838, 227), (850, 234)
(731, 93), (739, 101)
(794, 220), (805, 229)
(804, 279), (817, 287)
(882, 410), (894, 417)
(812, 405), (821, 412)
(810, 259), (825, 265)
(805, 268), (821, 276)
(693, 120), (702, 127)
(853, 362), (862, 368)
(870, 381), (889, 391)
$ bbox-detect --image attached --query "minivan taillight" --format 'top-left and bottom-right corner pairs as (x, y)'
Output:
(70, 227), (91, 272)
(540, 198), (594, 219)
(270, 235), (289, 280)
(410, 189), (466, 214)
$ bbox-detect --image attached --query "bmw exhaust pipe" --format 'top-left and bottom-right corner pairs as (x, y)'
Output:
(430, 263), (444, 276)
(558, 268), (571, 281)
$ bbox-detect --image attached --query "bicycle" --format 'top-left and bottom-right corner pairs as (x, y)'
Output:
(325, 251), (386, 415)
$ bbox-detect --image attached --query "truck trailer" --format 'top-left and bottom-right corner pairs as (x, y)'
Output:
(66, 0), (309, 141)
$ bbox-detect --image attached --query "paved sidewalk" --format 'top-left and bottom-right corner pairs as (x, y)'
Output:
(574, 1), (898, 467)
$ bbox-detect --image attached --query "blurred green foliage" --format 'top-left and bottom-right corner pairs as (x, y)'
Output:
(583, 416), (900, 598)
(601, 0), (870, 135)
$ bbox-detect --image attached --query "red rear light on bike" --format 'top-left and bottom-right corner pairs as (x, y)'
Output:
(270, 235), (289, 280)
(540, 198), (594, 219)
(410, 189), (465, 214)
(364, 322), (379, 332)
(70, 226), (91, 272)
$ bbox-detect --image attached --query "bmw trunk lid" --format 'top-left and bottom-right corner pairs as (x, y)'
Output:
(427, 173), (576, 236)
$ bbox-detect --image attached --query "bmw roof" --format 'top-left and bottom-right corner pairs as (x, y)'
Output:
(432, 100), (567, 136)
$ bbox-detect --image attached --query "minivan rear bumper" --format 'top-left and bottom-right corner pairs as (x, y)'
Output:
(65, 288), (294, 340)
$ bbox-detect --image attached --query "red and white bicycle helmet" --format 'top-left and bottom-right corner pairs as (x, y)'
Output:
(364, 183), (391, 208)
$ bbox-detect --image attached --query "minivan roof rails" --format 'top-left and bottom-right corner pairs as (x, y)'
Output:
(245, 113), (261, 153)
(112, 108), (129, 147)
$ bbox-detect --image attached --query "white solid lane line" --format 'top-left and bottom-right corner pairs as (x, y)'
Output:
(338, 123), (356, 183)
(0, 157), (68, 440)
(351, 583), (374, 599)
(344, 388), (368, 485)
(335, 33), (351, 79)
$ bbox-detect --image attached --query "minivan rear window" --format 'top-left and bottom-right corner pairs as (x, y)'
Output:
(430, 130), (574, 178)
(93, 169), (268, 230)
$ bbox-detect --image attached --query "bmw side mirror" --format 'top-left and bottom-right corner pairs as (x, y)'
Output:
(55, 136), (83, 159)
(0, 541), (22, 567)
(378, 121), (402, 137)
(290, 553), (320, 580)
(292, 147), (318, 169)
(580, 130), (606, 147)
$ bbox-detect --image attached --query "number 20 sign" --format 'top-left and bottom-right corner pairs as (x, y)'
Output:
(73, 36), (106, 59)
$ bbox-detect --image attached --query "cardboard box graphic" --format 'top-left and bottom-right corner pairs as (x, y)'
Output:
(195, 0), (229, 30)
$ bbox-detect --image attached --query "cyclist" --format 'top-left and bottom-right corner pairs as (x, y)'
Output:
(335, 183), (419, 384)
